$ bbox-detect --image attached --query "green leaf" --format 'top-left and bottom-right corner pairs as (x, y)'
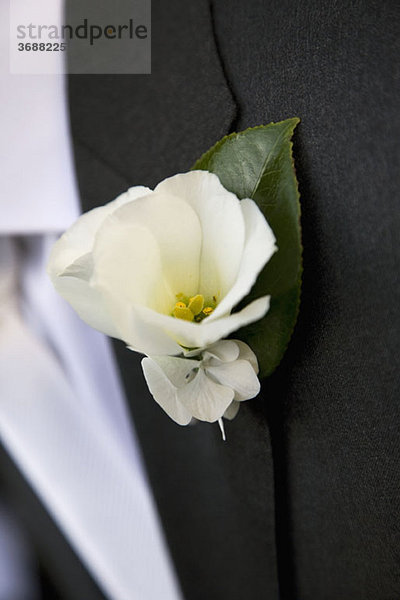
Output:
(192, 118), (302, 379)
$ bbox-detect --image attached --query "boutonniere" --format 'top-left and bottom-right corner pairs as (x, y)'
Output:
(48, 119), (302, 439)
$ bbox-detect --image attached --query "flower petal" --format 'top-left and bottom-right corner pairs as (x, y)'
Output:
(46, 186), (151, 337)
(50, 274), (119, 337)
(201, 340), (240, 363)
(206, 359), (260, 401)
(141, 357), (192, 425)
(149, 355), (200, 388)
(125, 310), (183, 355)
(155, 171), (245, 299)
(207, 197), (277, 321)
(92, 192), (202, 315)
(223, 401), (241, 420)
(49, 251), (119, 337)
(133, 295), (270, 350)
(176, 368), (234, 422)
(47, 186), (151, 278)
(91, 193), (204, 354)
(233, 339), (259, 374)
(98, 222), (167, 305)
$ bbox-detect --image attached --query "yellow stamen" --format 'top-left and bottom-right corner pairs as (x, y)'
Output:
(188, 294), (204, 316)
(172, 293), (217, 322)
(173, 302), (194, 322)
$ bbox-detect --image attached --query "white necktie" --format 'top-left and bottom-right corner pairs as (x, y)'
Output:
(0, 243), (183, 600)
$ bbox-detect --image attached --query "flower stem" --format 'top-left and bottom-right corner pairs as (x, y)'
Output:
(218, 418), (226, 442)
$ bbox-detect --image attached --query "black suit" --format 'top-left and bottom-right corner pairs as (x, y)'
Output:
(2, 0), (399, 598)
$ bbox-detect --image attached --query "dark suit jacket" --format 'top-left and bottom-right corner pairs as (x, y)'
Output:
(2, 1), (399, 598)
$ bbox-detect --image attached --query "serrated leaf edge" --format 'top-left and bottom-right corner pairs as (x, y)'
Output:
(261, 118), (303, 377)
(192, 117), (300, 171)
(192, 117), (303, 379)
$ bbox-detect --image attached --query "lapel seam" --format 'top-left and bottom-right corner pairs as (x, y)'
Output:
(74, 136), (132, 188)
(208, 0), (239, 132)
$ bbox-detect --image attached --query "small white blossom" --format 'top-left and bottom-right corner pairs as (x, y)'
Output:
(142, 340), (260, 427)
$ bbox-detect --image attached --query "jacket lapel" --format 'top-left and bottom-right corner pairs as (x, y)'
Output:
(68, 1), (280, 598)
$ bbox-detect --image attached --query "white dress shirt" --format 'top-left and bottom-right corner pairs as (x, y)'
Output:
(0, 2), (182, 599)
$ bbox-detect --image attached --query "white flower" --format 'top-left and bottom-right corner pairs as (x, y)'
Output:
(142, 340), (260, 430)
(47, 171), (277, 356)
